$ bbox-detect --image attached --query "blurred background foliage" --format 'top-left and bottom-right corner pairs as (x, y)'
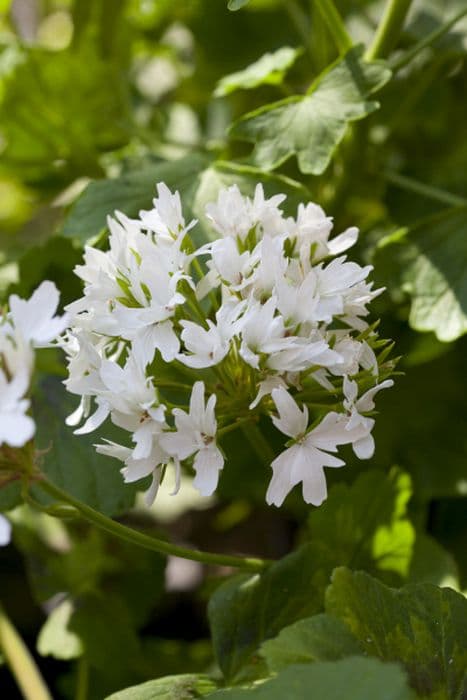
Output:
(0, 0), (467, 697)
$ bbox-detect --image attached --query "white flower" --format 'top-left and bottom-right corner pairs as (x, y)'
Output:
(267, 388), (354, 506)
(342, 376), (394, 458)
(160, 382), (224, 496)
(178, 301), (243, 368)
(0, 368), (35, 448)
(9, 281), (68, 346)
(0, 515), (11, 546)
(95, 439), (175, 506)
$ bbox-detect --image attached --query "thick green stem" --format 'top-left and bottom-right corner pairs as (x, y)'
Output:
(314, 0), (353, 54)
(365, 0), (414, 60)
(390, 7), (467, 72)
(0, 604), (52, 700)
(36, 477), (269, 572)
(384, 170), (467, 208)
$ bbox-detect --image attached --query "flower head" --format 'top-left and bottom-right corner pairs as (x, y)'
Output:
(63, 182), (395, 507)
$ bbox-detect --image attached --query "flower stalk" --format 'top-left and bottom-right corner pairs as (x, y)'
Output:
(35, 476), (270, 572)
(365, 0), (414, 60)
(313, 0), (353, 55)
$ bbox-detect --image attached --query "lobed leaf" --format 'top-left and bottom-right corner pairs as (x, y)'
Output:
(230, 45), (391, 175)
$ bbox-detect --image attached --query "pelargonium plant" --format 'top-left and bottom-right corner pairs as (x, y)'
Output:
(61, 182), (394, 509)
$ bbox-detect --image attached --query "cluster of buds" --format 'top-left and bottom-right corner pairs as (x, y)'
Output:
(62, 183), (394, 507)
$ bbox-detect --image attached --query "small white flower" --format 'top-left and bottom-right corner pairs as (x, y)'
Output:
(267, 389), (352, 507)
(342, 376), (394, 458)
(160, 382), (224, 496)
(9, 281), (68, 346)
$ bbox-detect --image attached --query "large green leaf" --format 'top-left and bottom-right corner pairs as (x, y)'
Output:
(230, 45), (391, 175)
(105, 674), (217, 700)
(208, 543), (333, 682)
(260, 614), (363, 672)
(206, 658), (414, 699)
(62, 156), (309, 246)
(33, 376), (138, 515)
(326, 568), (467, 699)
(307, 469), (415, 580)
(375, 207), (467, 342)
(214, 47), (302, 96)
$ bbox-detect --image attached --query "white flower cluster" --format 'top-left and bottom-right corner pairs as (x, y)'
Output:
(0, 281), (68, 449)
(63, 183), (393, 507)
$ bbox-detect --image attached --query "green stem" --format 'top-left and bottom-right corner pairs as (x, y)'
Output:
(240, 422), (275, 467)
(365, 0), (414, 60)
(314, 0), (353, 54)
(384, 170), (467, 207)
(0, 604), (52, 700)
(390, 7), (467, 72)
(284, 0), (312, 55)
(36, 477), (269, 572)
(75, 656), (89, 700)
(218, 415), (257, 437)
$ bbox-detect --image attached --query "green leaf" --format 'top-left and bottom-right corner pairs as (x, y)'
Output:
(376, 207), (467, 341)
(62, 154), (210, 245)
(260, 614), (363, 672)
(214, 47), (302, 97)
(326, 568), (467, 699)
(230, 45), (391, 175)
(33, 376), (138, 516)
(62, 156), (309, 247)
(37, 599), (83, 660)
(105, 674), (217, 699)
(307, 469), (415, 580)
(227, 0), (250, 10)
(206, 658), (414, 699)
(208, 543), (333, 682)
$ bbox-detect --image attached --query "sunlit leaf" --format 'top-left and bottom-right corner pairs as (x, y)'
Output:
(230, 45), (391, 174)
(376, 207), (467, 341)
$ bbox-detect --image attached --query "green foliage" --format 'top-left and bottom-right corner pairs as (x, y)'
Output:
(208, 544), (329, 682)
(306, 469), (415, 580)
(325, 568), (467, 699)
(376, 208), (467, 341)
(0, 44), (130, 183)
(230, 46), (391, 174)
(206, 658), (414, 699)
